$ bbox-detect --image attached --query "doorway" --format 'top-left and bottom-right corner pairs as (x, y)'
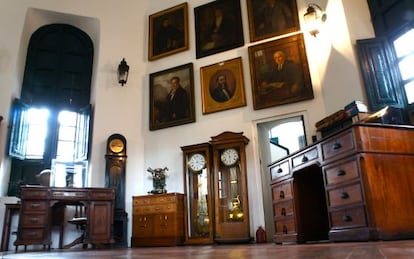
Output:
(256, 114), (308, 241)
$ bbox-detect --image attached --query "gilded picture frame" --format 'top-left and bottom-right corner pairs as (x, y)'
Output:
(149, 63), (195, 130)
(246, 0), (300, 42)
(200, 57), (246, 114)
(194, 0), (244, 59)
(248, 33), (314, 110)
(148, 3), (189, 61)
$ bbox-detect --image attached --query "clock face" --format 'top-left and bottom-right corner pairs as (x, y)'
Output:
(109, 138), (124, 153)
(221, 148), (239, 166)
(188, 153), (206, 171)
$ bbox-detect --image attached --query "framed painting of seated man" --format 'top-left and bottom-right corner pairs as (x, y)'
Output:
(248, 33), (314, 110)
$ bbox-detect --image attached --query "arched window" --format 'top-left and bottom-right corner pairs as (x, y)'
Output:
(7, 24), (93, 195)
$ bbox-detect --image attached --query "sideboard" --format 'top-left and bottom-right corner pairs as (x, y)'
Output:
(131, 193), (185, 247)
(14, 186), (115, 251)
(269, 123), (414, 244)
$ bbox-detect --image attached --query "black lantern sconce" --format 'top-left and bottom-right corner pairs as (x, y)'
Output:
(118, 58), (129, 86)
(303, 3), (327, 37)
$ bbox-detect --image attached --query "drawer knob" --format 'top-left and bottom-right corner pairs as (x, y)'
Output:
(342, 215), (352, 222)
(302, 155), (309, 162)
(279, 191), (285, 199)
(337, 170), (346, 176)
(340, 192), (349, 199)
(281, 208), (286, 216)
(282, 225), (288, 234)
(333, 142), (342, 150)
(277, 168), (283, 174)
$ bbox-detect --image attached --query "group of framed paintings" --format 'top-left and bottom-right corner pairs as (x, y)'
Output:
(149, 0), (313, 130)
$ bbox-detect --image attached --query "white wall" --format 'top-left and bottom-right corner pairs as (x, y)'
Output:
(0, 0), (375, 246)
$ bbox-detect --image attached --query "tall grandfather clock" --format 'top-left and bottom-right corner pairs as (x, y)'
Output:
(210, 131), (250, 243)
(105, 133), (128, 247)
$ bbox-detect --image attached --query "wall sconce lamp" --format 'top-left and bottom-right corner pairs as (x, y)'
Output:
(303, 3), (327, 37)
(118, 58), (129, 86)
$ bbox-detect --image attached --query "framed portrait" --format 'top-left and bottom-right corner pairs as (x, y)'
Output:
(248, 33), (314, 110)
(200, 57), (246, 114)
(246, 0), (300, 42)
(148, 3), (189, 61)
(149, 63), (195, 130)
(194, 0), (244, 59)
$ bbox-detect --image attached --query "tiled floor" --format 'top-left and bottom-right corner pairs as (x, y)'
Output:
(1, 240), (414, 259)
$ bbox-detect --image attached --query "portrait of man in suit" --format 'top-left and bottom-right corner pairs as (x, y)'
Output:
(195, 0), (244, 58)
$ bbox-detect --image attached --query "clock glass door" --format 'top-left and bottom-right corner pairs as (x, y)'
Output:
(186, 161), (210, 239)
(181, 142), (214, 244)
(218, 148), (244, 224)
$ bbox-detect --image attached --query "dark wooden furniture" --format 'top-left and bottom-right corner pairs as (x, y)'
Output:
(131, 193), (184, 247)
(1, 203), (20, 251)
(14, 186), (115, 251)
(104, 134), (128, 247)
(269, 123), (414, 244)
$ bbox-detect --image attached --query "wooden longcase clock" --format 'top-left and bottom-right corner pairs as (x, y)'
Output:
(210, 131), (250, 243)
(105, 133), (128, 247)
(181, 143), (214, 244)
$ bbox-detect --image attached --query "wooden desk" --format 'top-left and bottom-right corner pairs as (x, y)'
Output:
(269, 123), (414, 244)
(14, 186), (115, 251)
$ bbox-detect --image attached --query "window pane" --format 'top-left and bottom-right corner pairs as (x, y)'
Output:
(56, 110), (78, 161)
(26, 108), (49, 159)
(393, 28), (414, 57)
(58, 126), (76, 141)
(393, 29), (414, 105)
(404, 81), (414, 104)
(398, 55), (414, 80)
(58, 111), (77, 126)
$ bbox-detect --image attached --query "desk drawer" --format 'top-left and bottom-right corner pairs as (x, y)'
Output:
(52, 190), (88, 199)
(271, 181), (293, 203)
(20, 189), (48, 199)
(134, 195), (178, 206)
(275, 218), (296, 234)
(324, 158), (360, 186)
(270, 160), (290, 182)
(19, 228), (48, 240)
(22, 201), (48, 212)
(329, 206), (367, 229)
(134, 204), (177, 214)
(20, 214), (48, 227)
(274, 199), (294, 219)
(322, 130), (355, 161)
(292, 147), (319, 169)
(90, 190), (115, 200)
(327, 183), (363, 207)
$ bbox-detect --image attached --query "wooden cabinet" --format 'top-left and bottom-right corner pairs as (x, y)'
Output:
(269, 124), (414, 244)
(14, 186), (115, 251)
(131, 193), (184, 247)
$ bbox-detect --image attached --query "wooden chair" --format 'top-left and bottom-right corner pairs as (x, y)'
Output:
(63, 204), (88, 249)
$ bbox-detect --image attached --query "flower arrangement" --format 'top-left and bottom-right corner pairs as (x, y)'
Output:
(147, 167), (168, 194)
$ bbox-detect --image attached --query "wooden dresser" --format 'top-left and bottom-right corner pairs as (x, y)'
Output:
(131, 193), (184, 247)
(14, 186), (115, 251)
(269, 123), (414, 244)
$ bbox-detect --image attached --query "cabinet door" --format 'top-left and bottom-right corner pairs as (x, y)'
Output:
(87, 201), (113, 243)
(154, 213), (175, 236)
(134, 214), (153, 237)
